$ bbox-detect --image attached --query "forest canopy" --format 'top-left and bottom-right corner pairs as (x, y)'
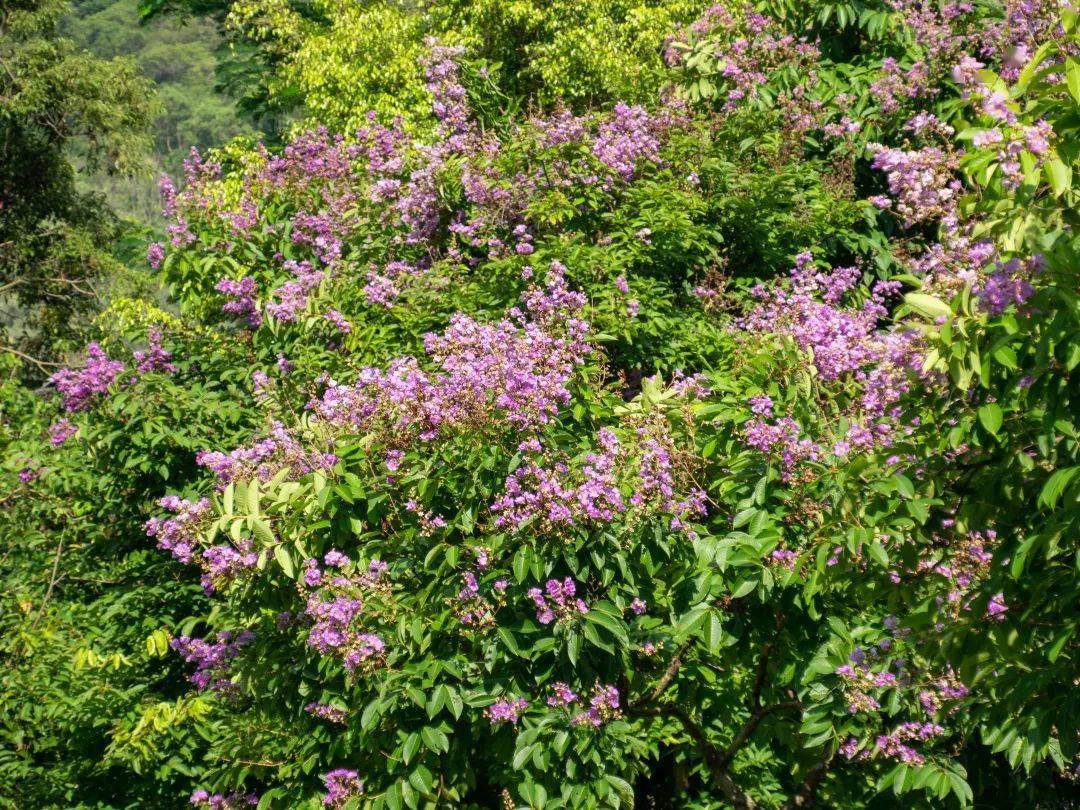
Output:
(1, 1), (1078, 809)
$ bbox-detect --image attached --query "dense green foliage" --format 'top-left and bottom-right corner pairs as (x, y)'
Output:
(148, 0), (703, 130)
(2, 1), (1079, 809)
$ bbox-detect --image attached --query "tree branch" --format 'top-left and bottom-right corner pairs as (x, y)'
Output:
(751, 642), (772, 709)
(629, 704), (757, 809)
(716, 701), (803, 773)
(642, 638), (695, 705)
(781, 752), (833, 810)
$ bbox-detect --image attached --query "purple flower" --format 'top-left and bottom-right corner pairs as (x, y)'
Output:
(215, 277), (262, 327)
(48, 418), (78, 446)
(324, 550), (350, 568)
(485, 696), (529, 725)
(50, 343), (124, 412)
(147, 241), (166, 269)
(324, 309), (351, 334)
(593, 103), (662, 181)
(133, 327), (176, 375)
(322, 769), (363, 807)
(305, 702), (348, 723)
(986, 592), (1008, 620)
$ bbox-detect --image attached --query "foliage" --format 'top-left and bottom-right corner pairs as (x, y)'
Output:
(151, 0), (702, 132)
(0, 0), (158, 378)
(2, 1), (1080, 809)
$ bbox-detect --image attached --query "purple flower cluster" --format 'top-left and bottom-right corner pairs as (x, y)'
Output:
(453, 552), (508, 628)
(196, 421), (337, 486)
(422, 38), (471, 141)
(50, 343), (124, 412)
(875, 722), (946, 765)
(919, 528), (999, 615)
(189, 790), (258, 808)
(546, 683), (621, 728)
(742, 416), (820, 480)
(737, 254), (924, 474)
(305, 702), (348, 723)
(919, 671), (970, 714)
(147, 241), (166, 269)
(48, 418), (78, 446)
(302, 556), (389, 672)
(324, 309), (351, 334)
(977, 256), (1041, 315)
(263, 126), (356, 186)
(836, 660), (902, 715)
(145, 495), (212, 564)
(592, 103), (662, 181)
(322, 769), (363, 808)
(308, 265), (589, 445)
(200, 540), (258, 594)
(133, 327), (176, 375)
(986, 592), (1008, 620)
(632, 418), (708, 535)
(869, 57), (934, 115)
(485, 696), (529, 726)
(265, 260), (325, 322)
(492, 429), (622, 529)
(869, 144), (961, 227)
(491, 406), (705, 537)
(214, 277), (262, 328)
(527, 578), (588, 625)
(667, 4), (820, 112)
(293, 207), (349, 266)
(171, 630), (253, 693)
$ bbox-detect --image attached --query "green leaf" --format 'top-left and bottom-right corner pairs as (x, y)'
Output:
(904, 292), (951, 320)
(1047, 626), (1075, 662)
(445, 687), (463, 719)
(420, 727), (449, 754)
(1046, 158), (1072, 197)
(868, 540), (889, 568)
(408, 765), (434, 794)
(892, 473), (914, 499)
(402, 732), (421, 765)
(978, 404), (1003, 435)
(605, 774), (634, 807)
(498, 627), (525, 657)
(274, 544), (295, 578)
(426, 687), (447, 719)
(585, 607), (628, 647)
(730, 580), (756, 599)
(1039, 466), (1078, 509)
(1067, 58), (1080, 104)
(702, 610), (723, 652)
(361, 700), (384, 731)
(512, 743), (536, 770)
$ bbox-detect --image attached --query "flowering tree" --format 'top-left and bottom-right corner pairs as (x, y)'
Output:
(2, 1), (1078, 808)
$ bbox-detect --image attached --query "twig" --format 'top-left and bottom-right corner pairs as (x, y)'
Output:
(0, 345), (64, 371)
(33, 538), (65, 628)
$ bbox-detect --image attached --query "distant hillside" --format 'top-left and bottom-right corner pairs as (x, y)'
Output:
(62, 0), (258, 224)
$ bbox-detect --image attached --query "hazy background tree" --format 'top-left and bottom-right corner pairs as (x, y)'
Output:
(0, 0), (158, 379)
